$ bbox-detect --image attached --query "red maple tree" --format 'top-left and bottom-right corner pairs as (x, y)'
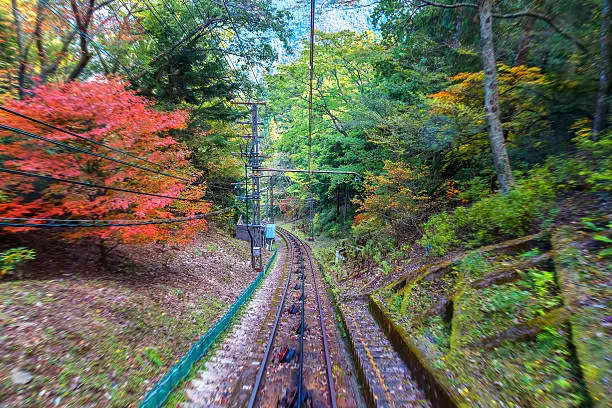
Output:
(0, 78), (210, 242)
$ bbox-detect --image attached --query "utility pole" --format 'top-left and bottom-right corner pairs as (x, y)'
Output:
(234, 101), (266, 272)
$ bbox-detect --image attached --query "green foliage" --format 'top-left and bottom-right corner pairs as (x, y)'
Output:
(0, 248), (36, 277)
(143, 347), (163, 367)
(581, 218), (605, 232)
(519, 248), (542, 260)
(593, 234), (612, 244)
(539, 130), (612, 192)
(418, 212), (459, 256)
(419, 173), (556, 255)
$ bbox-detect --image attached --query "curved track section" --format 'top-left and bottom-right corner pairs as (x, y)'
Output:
(185, 229), (359, 408)
(248, 227), (337, 407)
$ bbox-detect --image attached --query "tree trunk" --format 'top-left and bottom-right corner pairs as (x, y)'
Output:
(336, 188), (340, 219)
(479, 0), (514, 193)
(593, 0), (610, 137)
(343, 184), (348, 224)
(11, 0), (27, 99)
(451, 14), (462, 50)
(34, 0), (47, 77)
(68, 0), (95, 81)
(514, 15), (536, 66)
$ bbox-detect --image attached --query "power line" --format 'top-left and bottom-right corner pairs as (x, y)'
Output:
(1, 167), (207, 203)
(0, 124), (194, 183)
(159, 0), (190, 34)
(141, 0), (177, 38)
(41, 0), (138, 80)
(221, 0), (259, 85)
(112, 1), (162, 47)
(0, 207), (233, 228)
(0, 106), (165, 169)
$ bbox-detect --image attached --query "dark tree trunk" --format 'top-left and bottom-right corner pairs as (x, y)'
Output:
(68, 0), (95, 81)
(34, 0), (47, 77)
(343, 184), (348, 224)
(336, 188), (340, 219)
(451, 14), (462, 50)
(11, 0), (27, 99)
(593, 0), (610, 137)
(514, 15), (536, 66)
(479, 0), (515, 193)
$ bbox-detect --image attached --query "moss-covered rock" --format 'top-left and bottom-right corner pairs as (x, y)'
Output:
(373, 229), (601, 407)
(553, 225), (611, 407)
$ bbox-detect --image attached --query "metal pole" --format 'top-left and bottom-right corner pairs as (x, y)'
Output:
(250, 102), (263, 271)
(234, 101), (266, 272)
(307, 0), (316, 243)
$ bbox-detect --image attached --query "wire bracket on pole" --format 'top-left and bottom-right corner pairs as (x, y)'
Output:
(234, 101), (265, 272)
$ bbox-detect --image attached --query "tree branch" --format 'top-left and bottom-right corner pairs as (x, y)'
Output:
(133, 19), (219, 81)
(494, 10), (589, 54)
(417, 0), (477, 9)
(414, 1), (589, 55)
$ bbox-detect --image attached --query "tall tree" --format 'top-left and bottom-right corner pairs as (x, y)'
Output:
(478, 0), (514, 191)
(0, 78), (208, 243)
(376, 0), (591, 192)
(593, 0), (610, 136)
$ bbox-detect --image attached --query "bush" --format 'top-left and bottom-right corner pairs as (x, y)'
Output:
(419, 212), (459, 256)
(0, 247), (36, 277)
(419, 174), (555, 256)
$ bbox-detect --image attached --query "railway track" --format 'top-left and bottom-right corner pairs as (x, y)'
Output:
(185, 227), (359, 407)
(248, 227), (337, 408)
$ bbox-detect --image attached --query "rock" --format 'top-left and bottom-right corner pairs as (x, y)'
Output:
(11, 368), (33, 385)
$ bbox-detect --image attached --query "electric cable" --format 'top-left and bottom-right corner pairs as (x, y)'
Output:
(112, 1), (163, 47)
(141, 0), (177, 37)
(0, 207), (233, 228)
(0, 106), (166, 169)
(221, 0), (259, 84)
(41, 0), (138, 80)
(159, 0), (190, 34)
(0, 124), (194, 182)
(1, 167), (207, 203)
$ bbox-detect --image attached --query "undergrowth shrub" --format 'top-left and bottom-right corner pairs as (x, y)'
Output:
(419, 174), (556, 256)
(0, 247), (36, 277)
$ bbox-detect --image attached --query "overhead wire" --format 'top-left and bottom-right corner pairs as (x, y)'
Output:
(2, 1), (256, 231)
(0, 124), (194, 182)
(141, 0), (177, 36)
(159, 0), (190, 34)
(113, 0), (163, 47)
(0, 207), (233, 228)
(40, 0), (138, 80)
(220, 0), (259, 85)
(1, 168), (207, 203)
(0, 106), (166, 169)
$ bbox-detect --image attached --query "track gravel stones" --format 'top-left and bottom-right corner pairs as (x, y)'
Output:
(184, 245), (288, 407)
(184, 231), (361, 408)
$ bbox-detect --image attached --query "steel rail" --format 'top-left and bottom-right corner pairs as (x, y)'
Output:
(277, 227), (337, 408)
(247, 230), (295, 408)
(296, 233), (306, 407)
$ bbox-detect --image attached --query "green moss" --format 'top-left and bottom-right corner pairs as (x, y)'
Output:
(0, 280), (227, 407)
(446, 327), (585, 407)
(375, 230), (596, 407)
(553, 226), (610, 407)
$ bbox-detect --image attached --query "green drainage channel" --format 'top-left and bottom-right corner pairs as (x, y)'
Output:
(140, 249), (278, 408)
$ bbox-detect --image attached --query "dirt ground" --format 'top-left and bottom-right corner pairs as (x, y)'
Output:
(0, 227), (259, 407)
